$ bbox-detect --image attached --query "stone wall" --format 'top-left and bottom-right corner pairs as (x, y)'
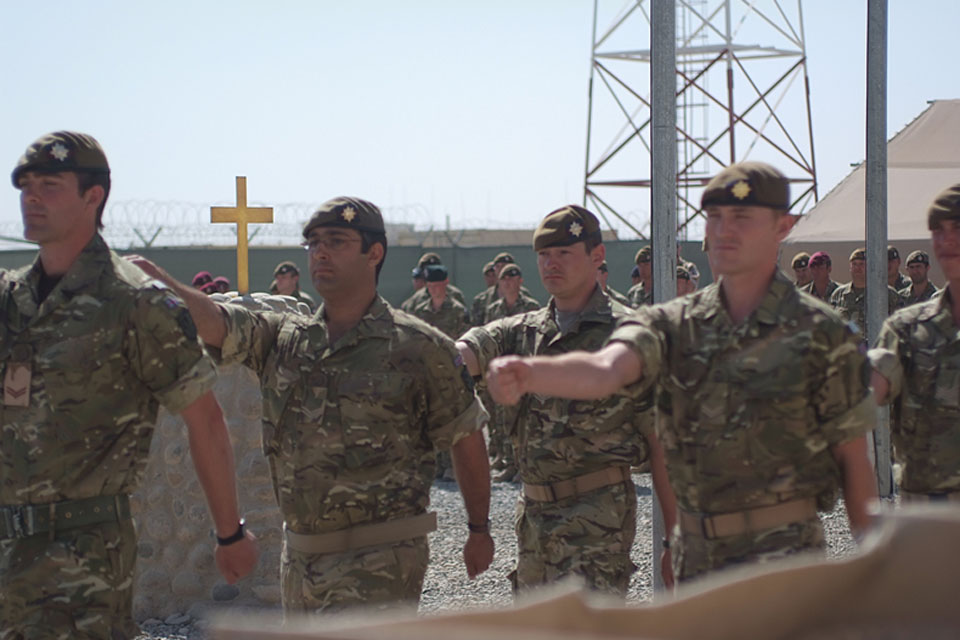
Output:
(130, 294), (306, 619)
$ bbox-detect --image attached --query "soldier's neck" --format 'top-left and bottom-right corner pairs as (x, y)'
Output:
(720, 268), (776, 325)
(323, 289), (376, 344)
(38, 228), (95, 276)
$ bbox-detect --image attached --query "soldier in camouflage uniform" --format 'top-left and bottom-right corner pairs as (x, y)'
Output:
(830, 248), (904, 336)
(400, 252), (465, 313)
(870, 185), (960, 502)
(887, 246), (911, 292)
(483, 265), (541, 482)
(596, 261), (630, 306)
(899, 250), (939, 306)
(626, 246), (653, 308)
(791, 252), (811, 288)
(487, 163), (877, 586)
(471, 252), (528, 327)
(469, 261), (497, 325)
(1, 132), (257, 640)
(272, 260), (317, 313)
(410, 264), (469, 340)
(135, 196), (493, 615)
(800, 251), (839, 301)
(458, 206), (654, 597)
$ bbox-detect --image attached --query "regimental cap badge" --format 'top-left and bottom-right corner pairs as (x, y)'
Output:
(50, 143), (69, 162)
(731, 180), (751, 200)
(302, 196), (385, 238)
(569, 221), (583, 237)
(341, 207), (357, 222)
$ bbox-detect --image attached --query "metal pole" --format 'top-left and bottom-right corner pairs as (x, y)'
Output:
(866, 0), (892, 497)
(583, 0), (599, 207)
(651, 0), (677, 594)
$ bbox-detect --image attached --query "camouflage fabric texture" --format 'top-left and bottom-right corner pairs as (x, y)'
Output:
(891, 271), (911, 292)
(829, 283), (904, 335)
(0, 234), (215, 639)
(484, 292), (541, 323)
(610, 271), (874, 582)
(799, 279), (839, 302)
(869, 287), (960, 494)
(218, 295), (485, 612)
(410, 294), (469, 339)
(400, 283), (465, 314)
(626, 281), (652, 308)
(603, 286), (631, 308)
(460, 286), (651, 595)
(898, 282), (939, 307)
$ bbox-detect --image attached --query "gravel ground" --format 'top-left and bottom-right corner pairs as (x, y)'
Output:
(137, 473), (861, 639)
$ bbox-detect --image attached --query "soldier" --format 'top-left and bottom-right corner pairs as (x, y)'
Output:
(1, 131), (257, 639)
(629, 264), (641, 287)
(596, 261), (631, 306)
(213, 275), (231, 293)
(791, 252), (811, 287)
(830, 247), (904, 336)
(411, 264), (469, 340)
(899, 250), (939, 306)
(273, 260), (317, 312)
(626, 246), (652, 308)
(133, 196), (493, 614)
(400, 252), (465, 313)
(192, 270), (214, 289)
(870, 185), (960, 502)
(675, 264), (696, 297)
(457, 205), (655, 597)
(887, 246), (911, 291)
(486, 162), (877, 586)
(471, 252), (524, 327)
(677, 242), (701, 289)
(801, 251), (839, 301)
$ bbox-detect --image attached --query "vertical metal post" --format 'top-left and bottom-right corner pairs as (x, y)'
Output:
(651, 0), (677, 594)
(583, 0), (599, 207)
(866, 0), (892, 497)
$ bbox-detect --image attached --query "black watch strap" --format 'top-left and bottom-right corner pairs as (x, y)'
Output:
(217, 519), (246, 546)
(468, 519), (490, 534)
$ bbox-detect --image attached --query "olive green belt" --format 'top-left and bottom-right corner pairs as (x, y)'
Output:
(679, 497), (818, 540)
(0, 495), (131, 540)
(901, 490), (960, 504)
(284, 512), (438, 555)
(524, 466), (632, 502)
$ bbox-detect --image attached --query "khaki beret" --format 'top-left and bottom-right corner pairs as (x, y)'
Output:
(418, 252), (443, 268)
(927, 183), (960, 230)
(493, 252), (516, 265)
(887, 245), (900, 261)
(906, 250), (929, 266)
(499, 265), (522, 279)
(12, 131), (110, 187)
(634, 246), (652, 264)
(482, 261), (495, 275)
(701, 161), (790, 211)
(274, 261), (298, 276)
(302, 196), (384, 238)
(791, 252), (810, 269)
(423, 264), (448, 282)
(849, 247), (866, 262)
(533, 205), (602, 251)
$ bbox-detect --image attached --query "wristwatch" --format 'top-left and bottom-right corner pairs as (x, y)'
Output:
(216, 519), (246, 546)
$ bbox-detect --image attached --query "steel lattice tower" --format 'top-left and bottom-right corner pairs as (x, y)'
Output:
(583, 0), (817, 239)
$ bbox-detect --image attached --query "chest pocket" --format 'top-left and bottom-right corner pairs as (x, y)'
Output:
(336, 372), (413, 470)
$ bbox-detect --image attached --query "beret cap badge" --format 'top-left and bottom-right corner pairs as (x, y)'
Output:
(50, 143), (70, 162)
(341, 207), (357, 222)
(731, 180), (751, 200)
(569, 221), (583, 237)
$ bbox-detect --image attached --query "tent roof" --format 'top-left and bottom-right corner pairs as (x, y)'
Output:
(786, 99), (960, 244)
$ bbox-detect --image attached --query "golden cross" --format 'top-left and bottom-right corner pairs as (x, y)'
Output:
(211, 176), (273, 294)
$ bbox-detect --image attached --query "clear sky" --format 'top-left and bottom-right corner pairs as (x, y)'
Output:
(0, 1), (955, 245)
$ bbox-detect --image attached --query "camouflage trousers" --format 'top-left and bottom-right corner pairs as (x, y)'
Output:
(0, 519), (139, 640)
(281, 535), (429, 615)
(510, 480), (637, 597)
(672, 517), (825, 584)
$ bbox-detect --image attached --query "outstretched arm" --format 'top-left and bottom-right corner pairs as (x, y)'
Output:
(181, 391), (259, 583)
(450, 430), (494, 579)
(486, 341), (643, 405)
(128, 256), (227, 348)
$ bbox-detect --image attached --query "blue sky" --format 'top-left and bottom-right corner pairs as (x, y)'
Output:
(0, 1), (955, 243)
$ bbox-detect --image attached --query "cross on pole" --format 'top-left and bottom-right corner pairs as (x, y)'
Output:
(211, 176), (273, 294)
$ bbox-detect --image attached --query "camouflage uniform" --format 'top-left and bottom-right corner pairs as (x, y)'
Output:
(470, 284), (534, 327)
(626, 281), (652, 308)
(830, 283), (904, 335)
(610, 271), (874, 582)
(0, 235), (215, 640)
(485, 293), (541, 322)
(217, 295), (485, 612)
(898, 282), (939, 307)
(603, 286), (631, 307)
(291, 288), (317, 313)
(461, 287), (650, 596)
(800, 279), (839, 302)
(400, 283), (465, 314)
(410, 295), (469, 340)
(869, 287), (960, 496)
(891, 272), (910, 292)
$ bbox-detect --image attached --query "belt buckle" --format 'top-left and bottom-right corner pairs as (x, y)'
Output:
(700, 514), (717, 540)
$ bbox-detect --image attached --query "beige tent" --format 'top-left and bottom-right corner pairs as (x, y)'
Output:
(782, 99), (960, 285)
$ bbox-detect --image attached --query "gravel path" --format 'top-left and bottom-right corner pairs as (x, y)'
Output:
(137, 473), (859, 639)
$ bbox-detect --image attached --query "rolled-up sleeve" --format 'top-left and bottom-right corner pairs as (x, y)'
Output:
(607, 308), (665, 399)
(868, 319), (905, 403)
